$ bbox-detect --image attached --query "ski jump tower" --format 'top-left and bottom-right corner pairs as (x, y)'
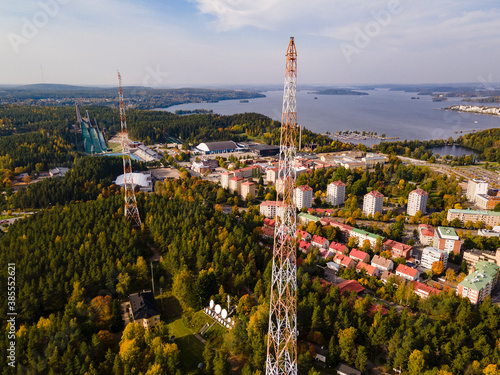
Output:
(117, 72), (142, 227)
(266, 37), (298, 375)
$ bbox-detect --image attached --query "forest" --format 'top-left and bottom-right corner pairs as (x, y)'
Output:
(0, 105), (348, 177)
(455, 128), (500, 163)
(9, 156), (145, 209)
(1, 174), (500, 374)
(0, 84), (265, 110)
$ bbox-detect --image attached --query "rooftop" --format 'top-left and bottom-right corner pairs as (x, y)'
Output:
(448, 209), (500, 217)
(129, 291), (159, 320)
(437, 226), (459, 240)
(396, 264), (419, 277)
(297, 185), (313, 191)
(473, 261), (499, 278)
(410, 188), (428, 196)
(366, 190), (384, 198)
(460, 270), (495, 291)
(298, 213), (321, 222)
(371, 255), (393, 268)
(330, 180), (346, 187)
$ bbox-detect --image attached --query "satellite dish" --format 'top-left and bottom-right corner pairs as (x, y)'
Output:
(215, 304), (221, 314)
(221, 309), (228, 319)
(209, 300), (214, 309)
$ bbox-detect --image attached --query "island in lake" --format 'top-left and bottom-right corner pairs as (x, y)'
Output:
(309, 88), (368, 96)
(444, 105), (500, 116)
(174, 109), (214, 115)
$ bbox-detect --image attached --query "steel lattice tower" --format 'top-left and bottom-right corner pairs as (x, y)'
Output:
(266, 37), (298, 375)
(117, 72), (142, 227)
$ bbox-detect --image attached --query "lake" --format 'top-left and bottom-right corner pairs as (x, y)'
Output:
(428, 145), (479, 157)
(159, 88), (500, 144)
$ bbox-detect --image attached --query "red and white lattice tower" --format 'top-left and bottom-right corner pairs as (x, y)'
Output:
(266, 37), (298, 375)
(117, 71), (142, 227)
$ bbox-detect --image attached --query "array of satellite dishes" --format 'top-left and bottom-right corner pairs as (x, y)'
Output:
(203, 299), (235, 329)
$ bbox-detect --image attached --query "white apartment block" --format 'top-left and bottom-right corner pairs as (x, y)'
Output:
(363, 190), (384, 216)
(294, 185), (313, 209)
(421, 246), (448, 270)
(407, 188), (428, 216)
(259, 201), (285, 219)
(266, 168), (279, 184)
(241, 181), (256, 201)
(467, 179), (488, 203)
(220, 171), (235, 189)
(327, 180), (346, 206)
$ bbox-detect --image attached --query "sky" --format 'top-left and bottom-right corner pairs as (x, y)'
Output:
(1, 0), (500, 86)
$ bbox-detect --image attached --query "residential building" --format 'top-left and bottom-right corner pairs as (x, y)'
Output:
(412, 281), (440, 299)
(407, 188), (428, 216)
(447, 209), (500, 227)
(263, 218), (275, 229)
(349, 248), (370, 263)
(327, 181), (346, 206)
(466, 179), (488, 202)
(266, 167), (279, 184)
(463, 249), (500, 270)
(334, 254), (355, 269)
(383, 239), (413, 259)
(233, 166), (260, 179)
(259, 201), (284, 219)
(294, 185), (313, 210)
(311, 235), (329, 249)
(298, 212), (321, 225)
(220, 171), (234, 189)
(363, 190), (384, 216)
(418, 224), (435, 246)
(321, 219), (353, 242)
(421, 246), (448, 270)
(240, 181), (256, 201)
(475, 190), (500, 210)
(371, 255), (394, 272)
(337, 280), (365, 295)
(356, 261), (379, 277)
(128, 291), (161, 329)
(296, 230), (311, 241)
(458, 261), (499, 304)
(433, 227), (461, 255)
(329, 241), (348, 255)
(228, 176), (244, 195)
(299, 240), (311, 253)
(395, 264), (420, 281)
(478, 229), (500, 237)
(350, 228), (384, 249)
(261, 227), (274, 239)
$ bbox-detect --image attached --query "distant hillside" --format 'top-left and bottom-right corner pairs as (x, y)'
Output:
(0, 85), (265, 109)
(310, 88), (368, 96)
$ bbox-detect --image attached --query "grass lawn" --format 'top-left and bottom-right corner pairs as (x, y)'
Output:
(168, 317), (205, 372)
(159, 293), (208, 372)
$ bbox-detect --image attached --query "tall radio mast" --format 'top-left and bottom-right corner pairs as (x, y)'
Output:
(266, 37), (298, 375)
(117, 71), (142, 227)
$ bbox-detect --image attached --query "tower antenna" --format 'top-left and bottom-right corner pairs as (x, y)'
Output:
(117, 71), (142, 227)
(266, 37), (298, 375)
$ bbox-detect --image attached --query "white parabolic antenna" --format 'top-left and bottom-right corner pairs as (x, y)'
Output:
(209, 300), (214, 309)
(221, 309), (228, 319)
(215, 304), (221, 314)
